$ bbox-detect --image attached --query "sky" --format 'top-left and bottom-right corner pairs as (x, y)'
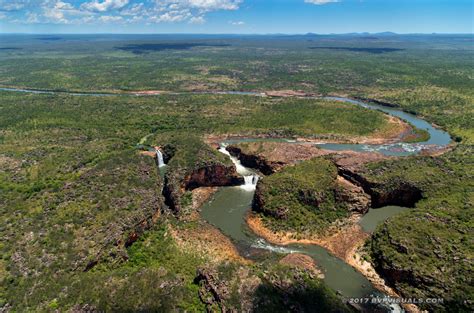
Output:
(0, 0), (472, 34)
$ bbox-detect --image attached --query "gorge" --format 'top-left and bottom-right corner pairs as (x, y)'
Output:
(154, 95), (452, 312)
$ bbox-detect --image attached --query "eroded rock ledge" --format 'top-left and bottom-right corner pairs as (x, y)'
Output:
(335, 160), (423, 208)
(226, 142), (330, 174)
(163, 164), (243, 215)
(227, 145), (280, 175)
(194, 263), (351, 313)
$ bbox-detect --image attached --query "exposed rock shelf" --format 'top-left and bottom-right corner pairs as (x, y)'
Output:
(335, 160), (423, 208)
(163, 164), (244, 215)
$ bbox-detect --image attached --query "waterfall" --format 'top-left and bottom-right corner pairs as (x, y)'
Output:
(241, 174), (259, 191)
(218, 144), (259, 191)
(218, 144), (251, 175)
(155, 148), (165, 167)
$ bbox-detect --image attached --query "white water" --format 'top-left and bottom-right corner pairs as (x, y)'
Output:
(218, 145), (259, 191)
(155, 149), (166, 167)
(251, 238), (300, 254)
(242, 174), (259, 191)
(361, 143), (425, 154)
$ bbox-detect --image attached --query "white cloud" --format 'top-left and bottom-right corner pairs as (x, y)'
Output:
(3, 0), (244, 25)
(81, 0), (129, 13)
(0, 0), (31, 11)
(99, 15), (123, 22)
(304, 0), (339, 5)
(43, 6), (68, 23)
(189, 15), (205, 24)
(54, 1), (74, 10)
(123, 0), (243, 25)
(187, 0), (242, 11)
(152, 11), (191, 23)
(120, 3), (144, 16)
(38, 0), (92, 24)
(229, 20), (244, 25)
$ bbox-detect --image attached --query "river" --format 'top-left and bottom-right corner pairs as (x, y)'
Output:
(2, 86), (451, 311)
(201, 148), (404, 312)
(198, 96), (450, 312)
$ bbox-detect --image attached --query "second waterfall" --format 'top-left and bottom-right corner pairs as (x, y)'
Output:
(218, 144), (259, 191)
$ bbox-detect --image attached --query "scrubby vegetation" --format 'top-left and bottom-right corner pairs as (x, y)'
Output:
(251, 263), (352, 313)
(194, 260), (352, 313)
(1, 34), (472, 98)
(364, 87), (474, 144)
(360, 146), (473, 312)
(254, 158), (350, 235)
(0, 91), (378, 309)
(0, 33), (472, 311)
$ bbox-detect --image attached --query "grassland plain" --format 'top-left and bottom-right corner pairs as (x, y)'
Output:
(0, 34), (473, 311)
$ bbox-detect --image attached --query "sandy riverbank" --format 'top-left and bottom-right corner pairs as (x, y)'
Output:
(246, 213), (421, 312)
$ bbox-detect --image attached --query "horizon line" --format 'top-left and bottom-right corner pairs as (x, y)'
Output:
(0, 32), (473, 36)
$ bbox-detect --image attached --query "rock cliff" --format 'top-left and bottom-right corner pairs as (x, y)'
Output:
(337, 165), (422, 208)
(163, 163), (243, 215)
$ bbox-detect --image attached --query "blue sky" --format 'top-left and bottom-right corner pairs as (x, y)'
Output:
(0, 0), (472, 34)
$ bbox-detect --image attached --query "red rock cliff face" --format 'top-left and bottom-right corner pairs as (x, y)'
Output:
(336, 165), (422, 208)
(163, 163), (244, 215)
(184, 164), (244, 189)
(335, 176), (371, 214)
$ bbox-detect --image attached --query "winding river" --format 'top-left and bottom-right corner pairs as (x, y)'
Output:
(318, 97), (451, 156)
(1, 86), (452, 311)
(199, 96), (450, 311)
(202, 148), (403, 311)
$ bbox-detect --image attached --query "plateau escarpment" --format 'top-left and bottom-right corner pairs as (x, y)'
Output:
(1, 32), (472, 313)
(160, 136), (244, 215)
(4, 151), (171, 310)
(334, 156), (423, 208)
(163, 163), (243, 214)
(194, 262), (351, 313)
(226, 141), (333, 174)
(251, 157), (368, 235)
(246, 143), (472, 312)
(361, 148), (473, 312)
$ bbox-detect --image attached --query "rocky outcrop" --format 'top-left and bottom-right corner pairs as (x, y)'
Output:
(252, 182), (288, 219)
(163, 164), (243, 215)
(193, 265), (264, 313)
(227, 145), (281, 175)
(336, 165), (422, 208)
(184, 164), (243, 189)
(30, 152), (168, 274)
(226, 142), (331, 175)
(194, 264), (351, 313)
(162, 177), (182, 214)
(279, 253), (324, 279)
(371, 180), (422, 208)
(161, 143), (176, 164)
(335, 176), (371, 214)
(253, 174), (371, 219)
(369, 218), (473, 312)
(369, 225), (438, 303)
(194, 268), (231, 313)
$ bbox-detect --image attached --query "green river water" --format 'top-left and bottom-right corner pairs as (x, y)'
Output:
(1, 87), (448, 311)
